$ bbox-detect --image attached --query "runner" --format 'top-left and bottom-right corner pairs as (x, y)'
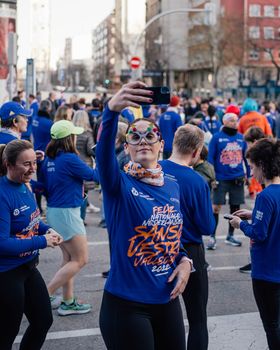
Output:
(230, 138), (280, 350)
(0, 140), (62, 349)
(97, 81), (192, 350)
(161, 124), (215, 350)
(40, 120), (99, 315)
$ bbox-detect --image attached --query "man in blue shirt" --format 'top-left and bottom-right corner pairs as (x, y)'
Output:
(0, 101), (32, 144)
(161, 124), (215, 350)
(21, 94), (39, 141)
(207, 112), (250, 249)
(159, 95), (182, 159)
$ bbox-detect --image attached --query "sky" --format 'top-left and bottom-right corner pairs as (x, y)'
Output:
(17, 0), (115, 69)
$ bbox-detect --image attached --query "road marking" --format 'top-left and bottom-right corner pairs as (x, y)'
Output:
(15, 312), (261, 344)
(88, 241), (108, 246)
(87, 235), (246, 247)
(82, 265), (246, 279)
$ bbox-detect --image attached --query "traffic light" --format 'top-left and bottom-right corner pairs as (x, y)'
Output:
(104, 79), (110, 87)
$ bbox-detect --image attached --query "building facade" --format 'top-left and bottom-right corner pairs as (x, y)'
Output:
(145, 0), (189, 89)
(0, 0), (17, 103)
(187, 0), (280, 99)
(92, 10), (116, 89)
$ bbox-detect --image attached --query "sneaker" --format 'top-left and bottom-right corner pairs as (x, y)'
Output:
(98, 219), (107, 229)
(57, 299), (91, 316)
(206, 237), (216, 250)
(86, 203), (100, 213)
(225, 235), (242, 247)
(239, 263), (251, 274)
(102, 270), (110, 278)
(50, 295), (62, 310)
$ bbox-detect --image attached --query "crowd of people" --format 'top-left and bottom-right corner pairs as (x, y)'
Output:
(0, 84), (280, 349)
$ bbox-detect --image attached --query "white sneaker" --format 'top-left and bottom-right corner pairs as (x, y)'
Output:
(50, 295), (62, 309)
(86, 203), (100, 213)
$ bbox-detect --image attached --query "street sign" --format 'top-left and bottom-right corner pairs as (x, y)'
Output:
(130, 56), (141, 69)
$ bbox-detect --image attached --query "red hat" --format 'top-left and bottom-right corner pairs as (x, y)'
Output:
(225, 104), (240, 117)
(170, 95), (180, 107)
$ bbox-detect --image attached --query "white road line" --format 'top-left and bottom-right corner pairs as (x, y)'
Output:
(14, 312), (261, 344)
(83, 265), (244, 278)
(87, 235), (246, 247)
(87, 241), (108, 246)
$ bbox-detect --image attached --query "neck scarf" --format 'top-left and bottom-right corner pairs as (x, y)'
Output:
(124, 161), (164, 186)
(222, 126), (238, 136)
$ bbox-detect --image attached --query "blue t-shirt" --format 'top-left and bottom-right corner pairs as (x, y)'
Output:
(40, 152), (98, 208)
(32, 115), (53, 151)
(208, 129), (250, 181)
(0, 177), (49, 272)
(240, 185), (280, 283)
(159, 111), (182, 152)
(204, 116), (222, 135)
(21, 100), (39, 140)
(96, 107), (186, 304)
(160, 160), (215, 244)
(0, 131), (18, 144)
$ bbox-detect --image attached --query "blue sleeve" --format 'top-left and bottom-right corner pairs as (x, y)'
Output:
(176, 115), (183, 129)
(30, 179), (46, 195)
(208, 136), (216, 166)
(193, 182), (215, 236)
(96, 106), (121, 194)
(38, 221), (50, 235)
(66, 155), (99, 182)
(0, 199), (47, 255)
(240, 194), (273, 242)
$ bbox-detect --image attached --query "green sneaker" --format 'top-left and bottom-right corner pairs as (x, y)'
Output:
(57, 299), (91, 316)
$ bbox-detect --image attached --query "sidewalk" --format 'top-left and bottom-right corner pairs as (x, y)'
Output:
(206, 312), (267, 350)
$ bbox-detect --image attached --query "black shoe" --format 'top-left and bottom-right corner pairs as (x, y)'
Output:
(239, 263), (251, 274)
(102, 270), (110, 278)
(98, 219), (107, 228)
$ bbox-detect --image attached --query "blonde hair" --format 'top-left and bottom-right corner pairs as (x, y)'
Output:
(72, 110), (92, 132)
(54, 105), (72, 122)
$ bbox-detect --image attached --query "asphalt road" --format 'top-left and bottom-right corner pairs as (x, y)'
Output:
(14, 195), (265, 350)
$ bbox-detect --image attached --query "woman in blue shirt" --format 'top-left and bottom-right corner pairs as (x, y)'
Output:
(97, 81), (192, 350)
(40, 120), (98, 316)
(230, 138), (280, 350)
(0, 139), (62, 350)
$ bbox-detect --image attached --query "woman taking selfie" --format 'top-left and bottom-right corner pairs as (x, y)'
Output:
(230, 138), (280, 350)
(0, 139), (62, 350)
(96, 81), (192, 350)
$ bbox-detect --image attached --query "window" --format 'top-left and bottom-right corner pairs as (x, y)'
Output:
(264, 5), (274, 17)
(264, 27), (274, 39)
(264, 51), (272, 61)
(249, 50), (259, 60)
(249, 26), (260, 39)
(249, 4), (261, 17)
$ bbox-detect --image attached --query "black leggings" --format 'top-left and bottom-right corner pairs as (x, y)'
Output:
(253, 279), (280, 350)
(182, 243), (209, 350)
(0, 259), (53, 350)
(99, 291), (186, 350)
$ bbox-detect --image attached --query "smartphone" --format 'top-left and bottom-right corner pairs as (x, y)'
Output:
(139, 86), (170, 105)
(223, 214), (234, 220)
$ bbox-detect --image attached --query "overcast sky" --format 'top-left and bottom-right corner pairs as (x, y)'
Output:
(17, 0), (115, 68)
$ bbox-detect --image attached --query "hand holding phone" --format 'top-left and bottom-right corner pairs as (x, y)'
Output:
(139, 86), (170, 105)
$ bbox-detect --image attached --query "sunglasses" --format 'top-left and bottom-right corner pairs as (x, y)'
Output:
(126, 126), (160, 145)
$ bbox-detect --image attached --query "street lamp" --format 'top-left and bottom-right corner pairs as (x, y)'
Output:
(130, 4), (215, 81)
(133, 5), (215, 57)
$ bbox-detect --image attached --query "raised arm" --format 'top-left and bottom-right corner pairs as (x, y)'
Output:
(96, 81), (153, 194)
